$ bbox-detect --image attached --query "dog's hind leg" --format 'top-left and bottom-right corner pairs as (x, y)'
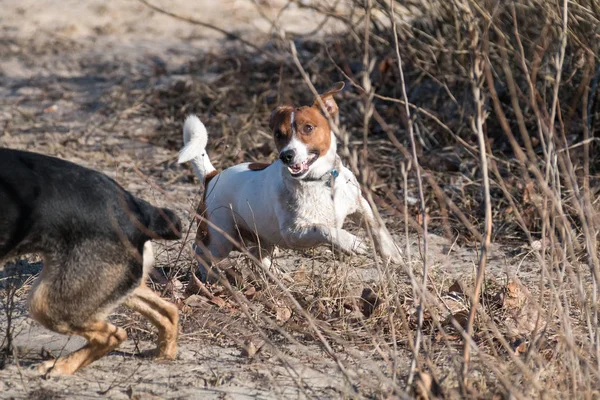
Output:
(194, 208), (236, 282)
(350, 197), (402, 263)
(37, 321), (127, 375)
(29, 274), (128, 375)
(29, 278), (128, 375)
(28, 246), (142, 375)
(121, 241), (178, 359)
(124, 285), (178, 359)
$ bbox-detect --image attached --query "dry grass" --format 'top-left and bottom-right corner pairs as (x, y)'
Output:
(142, 0), (600, 397)
(2, 0), (600, 398)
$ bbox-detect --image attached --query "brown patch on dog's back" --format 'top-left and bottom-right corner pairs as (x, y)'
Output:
(248, 162), (271, 171)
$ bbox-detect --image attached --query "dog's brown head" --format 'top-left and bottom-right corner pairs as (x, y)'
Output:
(269, 82), (344, 179)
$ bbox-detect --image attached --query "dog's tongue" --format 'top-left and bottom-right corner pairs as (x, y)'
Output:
(289, 160), (308, 175)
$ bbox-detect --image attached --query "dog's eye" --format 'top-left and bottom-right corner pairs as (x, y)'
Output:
(274, 130), (282, 139)
(304, 125), (314, 134)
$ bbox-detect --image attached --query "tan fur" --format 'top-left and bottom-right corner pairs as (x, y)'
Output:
(28, 281), (61, 332)
(269, 106), (331, 157)
(37, 320), (127, 375)
(292, 107), (332, 157)
(24, 242), (179, 376)
(124, 285), (178, 359)
(268, 83), (344, 158)
(312, 81), (344, 117)
(269, 105), (294, 151)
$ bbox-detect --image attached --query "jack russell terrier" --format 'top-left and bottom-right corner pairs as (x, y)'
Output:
(178, 82), (401, 280)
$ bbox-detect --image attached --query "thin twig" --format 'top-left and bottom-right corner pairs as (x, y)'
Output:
(389, 0), (429, 387)
(457, 0), (492, 392)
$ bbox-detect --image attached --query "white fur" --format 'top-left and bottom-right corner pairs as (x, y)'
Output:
(178, 115), (215, 182)
(179, 114), (402, 269)
(280, 136), (309, 166)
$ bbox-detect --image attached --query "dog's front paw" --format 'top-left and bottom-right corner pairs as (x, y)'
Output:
(36, 358), (76, 376)
(333, 229), (369, 256)
(37, 359), (57, 376)
(153, 344), (177, 361)
(377, 233), (403, 264)
(352, 239), (369, 256)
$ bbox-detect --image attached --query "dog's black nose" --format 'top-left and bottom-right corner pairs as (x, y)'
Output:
(279, 149), (295, 164)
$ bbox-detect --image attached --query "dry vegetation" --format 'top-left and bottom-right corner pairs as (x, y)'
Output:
(1, 0), (600, 398)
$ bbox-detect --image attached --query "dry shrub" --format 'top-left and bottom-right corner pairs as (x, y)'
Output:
(124, 0), (600, 398)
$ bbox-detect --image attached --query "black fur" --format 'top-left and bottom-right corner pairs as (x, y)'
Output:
(0, 148), (183, 329)
(0, 148), (182, 373)
(0, 148), (182, 261)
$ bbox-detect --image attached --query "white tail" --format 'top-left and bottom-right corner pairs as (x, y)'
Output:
(178, 115), (215, 183)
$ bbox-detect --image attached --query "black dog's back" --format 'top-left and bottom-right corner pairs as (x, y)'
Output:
(0, 148), (182, 259)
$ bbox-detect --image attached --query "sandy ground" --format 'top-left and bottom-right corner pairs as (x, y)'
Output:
(0, 1), (532, 398)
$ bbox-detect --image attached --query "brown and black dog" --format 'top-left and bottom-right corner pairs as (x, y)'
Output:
(0, 148), (182, 375)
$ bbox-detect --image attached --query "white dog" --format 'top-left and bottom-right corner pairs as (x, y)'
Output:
(179, 82), (401, 279)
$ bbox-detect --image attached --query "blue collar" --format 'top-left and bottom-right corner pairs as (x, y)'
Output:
(325, 168), (339, 187)
(303, 156), (341, 187)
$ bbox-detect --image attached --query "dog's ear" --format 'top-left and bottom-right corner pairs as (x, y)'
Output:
(313, 81), (345, 118)
(269, 106), (292, 130)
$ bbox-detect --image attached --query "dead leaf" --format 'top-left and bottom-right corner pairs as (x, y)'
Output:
(174, 298), (189, 312)
(416, 208), (430, 225)
(183, 294), (206, 308)
(448, 280), (464, 295)
(275, 306), (292, 322)
(165, 278), (184, 299)
(185, 273), (213, 299)
(448, 310), (469, 329)
(495, 278), (544, 339)
(378, 56), (393, 74)
(441, 292), (467, 328)
(291, 267), (309, 284)
(530, 240), (543, 251)
(504, 280), (528, 310)
(513, 338), (528, 356)
(435, 331), (461, 342)
(523, 181), (542, 206)
(241, 339), (264, 358)
(370, 302), (388, 319)
(209, 297), (227, 308)
(243, 286), (256, 300)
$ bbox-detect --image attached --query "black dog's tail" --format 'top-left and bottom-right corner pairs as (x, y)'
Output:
(147, 207), (182, 240)
(119, 188), (182, 242)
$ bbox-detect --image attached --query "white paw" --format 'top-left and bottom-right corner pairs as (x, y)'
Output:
(353, 239), (370, 256)
(378, 234), (402, 263)
(329, 229), (370, 257)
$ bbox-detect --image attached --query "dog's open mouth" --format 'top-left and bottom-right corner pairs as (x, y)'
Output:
(288, 152), (319, 177)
